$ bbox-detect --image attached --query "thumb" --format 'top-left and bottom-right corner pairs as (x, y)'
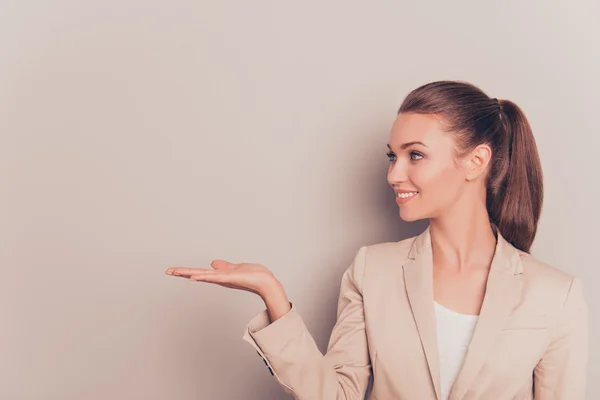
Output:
(210, 260), (238, 271)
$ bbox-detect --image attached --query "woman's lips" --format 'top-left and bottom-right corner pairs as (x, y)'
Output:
(395, 191), (419, 204)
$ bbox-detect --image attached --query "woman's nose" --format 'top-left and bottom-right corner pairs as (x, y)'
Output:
(387, 163), (408, 183)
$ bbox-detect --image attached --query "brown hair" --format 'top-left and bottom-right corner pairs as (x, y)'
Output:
(398, 80), (543, 253)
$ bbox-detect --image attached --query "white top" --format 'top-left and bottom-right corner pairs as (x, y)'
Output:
(434, 301), (479, 400)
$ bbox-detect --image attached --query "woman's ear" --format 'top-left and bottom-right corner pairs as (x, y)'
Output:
(464, 144), (492, 181)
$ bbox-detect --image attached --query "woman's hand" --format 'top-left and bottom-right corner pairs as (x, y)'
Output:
(165, 260), (292, 322)
(165, 260), (276, 297)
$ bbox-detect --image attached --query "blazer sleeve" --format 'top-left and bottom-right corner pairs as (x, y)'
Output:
(533, 276), (589, 399)
(241, 245), (371, 400)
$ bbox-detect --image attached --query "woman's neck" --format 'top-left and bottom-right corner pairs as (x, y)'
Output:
(428, 216), (497, 273)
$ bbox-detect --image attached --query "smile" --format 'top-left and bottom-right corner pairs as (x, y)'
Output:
(395, 191), (419, 204)
(397, 191), (419, 199)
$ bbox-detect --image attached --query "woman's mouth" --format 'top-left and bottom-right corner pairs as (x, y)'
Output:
(395, 191), (419, 204)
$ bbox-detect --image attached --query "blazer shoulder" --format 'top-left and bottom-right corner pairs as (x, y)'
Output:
(361, 234), (417, 271)
(519, 250), (575, 282)
(518, 250), (582, 307)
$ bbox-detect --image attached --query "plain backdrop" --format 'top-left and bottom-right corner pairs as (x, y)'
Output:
(1, 1), (599, 399)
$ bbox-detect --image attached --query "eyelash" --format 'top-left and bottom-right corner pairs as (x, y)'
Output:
(386, 151), (423, 162)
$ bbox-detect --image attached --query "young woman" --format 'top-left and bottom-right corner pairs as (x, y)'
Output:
(166, 81), (589, 400)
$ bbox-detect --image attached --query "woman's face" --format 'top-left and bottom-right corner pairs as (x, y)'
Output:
(386, 112), (472, 222)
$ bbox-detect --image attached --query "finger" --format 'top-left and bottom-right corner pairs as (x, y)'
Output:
(166, 267), (212, 277)
(210, 260), (238, 271)
(189, 271), (229, 283)
(165, 262), (236, 276)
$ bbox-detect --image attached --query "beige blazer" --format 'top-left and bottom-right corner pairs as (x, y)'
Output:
(242, 226), (589, 399)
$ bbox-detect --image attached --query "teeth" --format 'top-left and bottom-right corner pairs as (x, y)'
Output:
(398, 191), (418, 199)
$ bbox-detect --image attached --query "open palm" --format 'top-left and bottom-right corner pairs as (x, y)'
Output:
(165, 260), (275, 297)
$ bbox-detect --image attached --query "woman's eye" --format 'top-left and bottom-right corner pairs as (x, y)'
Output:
(410, 151), (424, 161)
(386, 151), (423, 162)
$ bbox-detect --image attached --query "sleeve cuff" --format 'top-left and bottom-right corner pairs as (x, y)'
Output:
(242, 302), (307, 357)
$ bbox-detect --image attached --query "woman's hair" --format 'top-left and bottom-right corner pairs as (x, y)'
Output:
(398, 80), (543, 253)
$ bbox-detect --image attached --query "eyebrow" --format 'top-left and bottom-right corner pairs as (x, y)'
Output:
(387, 141), (429, 151)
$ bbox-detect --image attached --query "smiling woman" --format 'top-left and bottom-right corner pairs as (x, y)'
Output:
(166, 80), (588, 400)
(387, 83), (543, 255)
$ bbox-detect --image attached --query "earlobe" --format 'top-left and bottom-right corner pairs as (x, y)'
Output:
(469, 158), (484, 181)
(465, 164), (480, 182)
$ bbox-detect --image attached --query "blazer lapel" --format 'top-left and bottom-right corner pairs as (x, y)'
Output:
(403, 226), (441, 400)
(447, 228), (524, 400)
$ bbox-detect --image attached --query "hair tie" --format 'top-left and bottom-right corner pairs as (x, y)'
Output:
(491, 97), (502, 114)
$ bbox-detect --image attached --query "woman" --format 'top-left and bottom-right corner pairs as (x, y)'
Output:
(165, 81), (589, 399)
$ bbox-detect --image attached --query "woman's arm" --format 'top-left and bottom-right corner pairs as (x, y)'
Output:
(242, 246), (371, 400)
(533, 277), (589, 399)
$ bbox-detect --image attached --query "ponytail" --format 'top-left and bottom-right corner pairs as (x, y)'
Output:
(487, 100), (543, 252)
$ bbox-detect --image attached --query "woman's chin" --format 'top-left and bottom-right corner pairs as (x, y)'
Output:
(399, 208), (424, 222)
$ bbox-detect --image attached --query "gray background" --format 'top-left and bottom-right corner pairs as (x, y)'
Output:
(2, 0), (598, 398)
